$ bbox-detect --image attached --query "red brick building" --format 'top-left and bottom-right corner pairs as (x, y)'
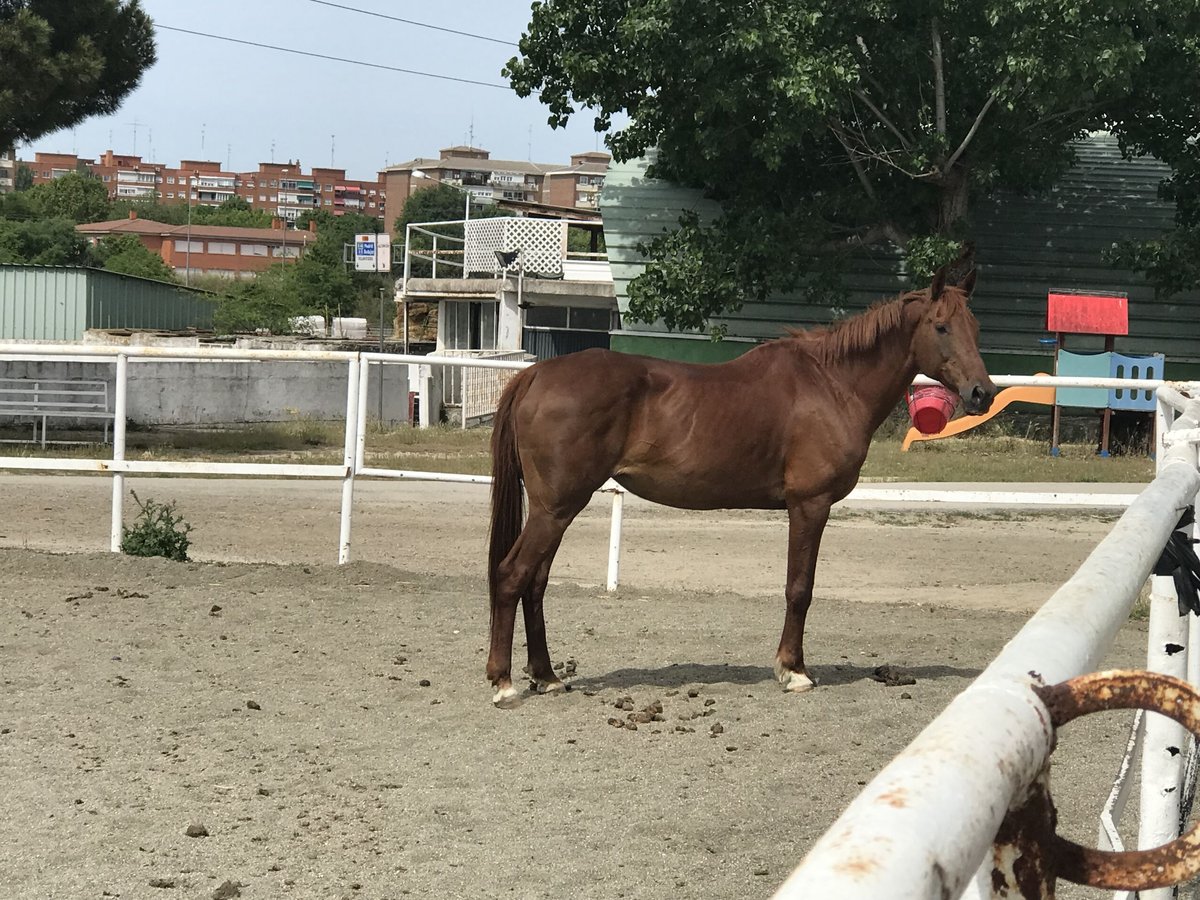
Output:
(77, 212), (318, 280)
(25, 151), (387, 223)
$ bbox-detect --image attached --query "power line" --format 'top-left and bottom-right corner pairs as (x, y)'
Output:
(303, 0), (518, 48)
(155, 25), (512, 91)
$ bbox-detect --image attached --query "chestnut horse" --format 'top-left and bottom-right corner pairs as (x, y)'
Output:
(486, 261), (995, 707)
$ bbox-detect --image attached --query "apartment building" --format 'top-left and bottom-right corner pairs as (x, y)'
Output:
(24, 151), (387, 222)
(383, 146), (611, 235)
(77, 211), (317, 280)
(0, 149), (14, 194)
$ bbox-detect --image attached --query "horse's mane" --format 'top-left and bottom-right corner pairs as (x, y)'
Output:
(785, 286), (965, 365)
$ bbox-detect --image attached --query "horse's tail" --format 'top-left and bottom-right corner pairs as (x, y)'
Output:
(488, 369), (530, 612)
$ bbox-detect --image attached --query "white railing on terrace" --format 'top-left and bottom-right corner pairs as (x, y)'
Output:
(399, 216), (608, 298)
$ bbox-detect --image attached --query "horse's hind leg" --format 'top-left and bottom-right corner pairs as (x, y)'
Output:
(522, 540), (566, 694)
(487, 507), (575, 707)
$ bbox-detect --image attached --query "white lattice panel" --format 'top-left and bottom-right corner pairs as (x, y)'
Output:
(438, 349), (533, 424)
(464, 218), (565, 277)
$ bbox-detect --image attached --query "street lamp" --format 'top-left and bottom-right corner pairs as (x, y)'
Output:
(185, 169), (197, 286)
(412, 168), (471, 222)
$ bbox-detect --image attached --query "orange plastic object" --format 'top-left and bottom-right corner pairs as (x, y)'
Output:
(901, 377), (1056, 451)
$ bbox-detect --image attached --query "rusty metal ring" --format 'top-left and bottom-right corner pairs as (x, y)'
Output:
(1036, 669), (1200, 890)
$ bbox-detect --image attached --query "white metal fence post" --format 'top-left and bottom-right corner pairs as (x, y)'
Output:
(606, 486), (624, 591)
(355, 356), (370, 472)
(338, 356), (362, 564)
(108, 353), (128, 553)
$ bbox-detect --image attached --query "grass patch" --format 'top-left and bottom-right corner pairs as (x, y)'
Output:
(863, 436), (1154, 483)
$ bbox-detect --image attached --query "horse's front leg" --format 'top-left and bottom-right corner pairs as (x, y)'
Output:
(775, 496), (833, 693)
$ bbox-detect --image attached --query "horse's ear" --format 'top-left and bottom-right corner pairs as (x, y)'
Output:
(959, 267), (977, 298)
(929, 266), (947, 302)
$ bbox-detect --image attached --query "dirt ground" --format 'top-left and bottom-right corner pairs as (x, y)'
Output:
(0, 474), (1151, 899)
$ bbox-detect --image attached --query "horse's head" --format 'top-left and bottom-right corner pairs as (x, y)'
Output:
(911, 262), (996, 415)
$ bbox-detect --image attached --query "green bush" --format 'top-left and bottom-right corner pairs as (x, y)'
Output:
(120, 491), (192, 562)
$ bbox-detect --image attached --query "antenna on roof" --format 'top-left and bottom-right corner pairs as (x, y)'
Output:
(129, 119), (145, 155)
(331, 134), (335, 167)
(270, 140), (275, 163)
(201, 123), (206, 153)
(468, 115), (475, 150)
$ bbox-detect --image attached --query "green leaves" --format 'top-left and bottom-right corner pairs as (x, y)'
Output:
(92, 232), (175, 281)
(0, 1), (156, 148)
(512, 0), (1200, 319)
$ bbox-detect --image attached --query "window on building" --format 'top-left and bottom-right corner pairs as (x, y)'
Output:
(270, 179), (277, 187)
(259, 195), (267, 202)
(166, 176), (175, 184)
(208, 241), (236, 255)
(102, 175), (110, 182)
(271, 245), (300, 258)
(568, 307), (612, 331)
(240, 243), (268, 257)
(166, 192), (174, 199)
(174, 240), (204, 254)
(324, 199), (332, 206)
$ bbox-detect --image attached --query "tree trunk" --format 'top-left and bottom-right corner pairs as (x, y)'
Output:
(937, 166), (970, 233)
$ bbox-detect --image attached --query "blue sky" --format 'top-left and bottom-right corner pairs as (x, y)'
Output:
(23, 0), (616, 178)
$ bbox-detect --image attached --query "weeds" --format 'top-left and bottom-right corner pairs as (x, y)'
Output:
(120, 491), (193, 562)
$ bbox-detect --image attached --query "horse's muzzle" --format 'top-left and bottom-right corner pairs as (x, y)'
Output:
(961, 380), (997, 416)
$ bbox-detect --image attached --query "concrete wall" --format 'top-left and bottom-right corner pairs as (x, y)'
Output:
(0, 358), (412, 427)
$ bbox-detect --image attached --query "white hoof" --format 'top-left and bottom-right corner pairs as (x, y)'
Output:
(775, 660), (817, 693)
(534, 678), (567, 695)
(492, 683), (522, 709)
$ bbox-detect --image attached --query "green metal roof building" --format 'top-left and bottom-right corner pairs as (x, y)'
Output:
(0, 265), (216, 340)
(600, 136), (1200, 378)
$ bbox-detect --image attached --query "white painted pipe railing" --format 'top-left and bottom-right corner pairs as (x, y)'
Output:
(0, 342), (1189, 599)
(773, 386), (1200, 900)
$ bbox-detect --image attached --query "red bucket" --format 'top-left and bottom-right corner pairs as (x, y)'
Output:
(906, 385), (958, 435)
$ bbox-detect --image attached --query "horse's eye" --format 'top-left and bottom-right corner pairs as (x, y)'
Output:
(935, 323), (949, 335)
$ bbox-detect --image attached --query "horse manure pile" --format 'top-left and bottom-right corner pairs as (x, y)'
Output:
(604, 689), (728, 734)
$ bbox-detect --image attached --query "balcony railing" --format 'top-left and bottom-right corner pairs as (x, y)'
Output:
(399, 216), (609, 297)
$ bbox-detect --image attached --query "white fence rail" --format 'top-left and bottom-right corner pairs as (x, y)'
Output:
(773, 382), (1200, 900)
(0, 345), (1182, 596)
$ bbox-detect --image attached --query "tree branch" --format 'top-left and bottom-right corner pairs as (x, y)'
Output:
(823, 222), (912, 251)
(944, 79), (1008, 171)
(931, 17), (946, 137)
(829, 122), (879, 201)
(852, 88), (912, 151)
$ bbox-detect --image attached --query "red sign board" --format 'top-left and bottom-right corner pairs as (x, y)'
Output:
(1046, 292), (1129, 335)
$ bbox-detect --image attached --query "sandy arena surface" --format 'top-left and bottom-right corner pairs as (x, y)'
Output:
(0, 474), (1150, 899)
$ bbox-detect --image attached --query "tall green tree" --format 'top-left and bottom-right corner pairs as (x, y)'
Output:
(0, 216), (88, 265)
(507, 0), (1200, 328)
(27, 170), (110, 222)
(13, 162), (33, 191)
(0, 0), (156, 148)
(91, 232), (174, 281)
